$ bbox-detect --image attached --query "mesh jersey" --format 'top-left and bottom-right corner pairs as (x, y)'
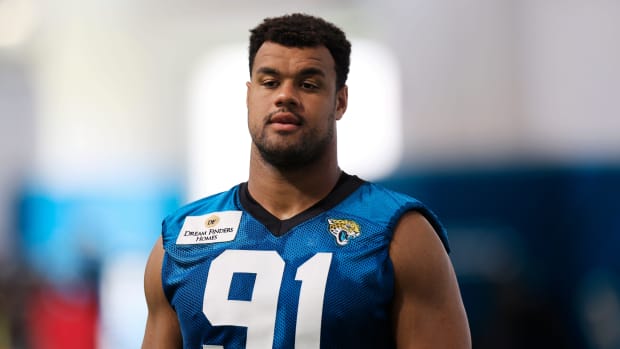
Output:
(161, 173), (449, 349)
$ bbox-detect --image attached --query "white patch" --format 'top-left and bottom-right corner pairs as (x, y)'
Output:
(176, 211), (242, 245)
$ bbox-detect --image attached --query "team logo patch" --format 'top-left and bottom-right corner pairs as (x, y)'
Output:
(328, 219), (361, 246)
(176, 211), (242, 245)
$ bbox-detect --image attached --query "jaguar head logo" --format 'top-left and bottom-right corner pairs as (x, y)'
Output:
(328, 219), (361, 246)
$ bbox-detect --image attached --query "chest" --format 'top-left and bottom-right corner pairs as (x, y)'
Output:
(164, 214), (396, 348)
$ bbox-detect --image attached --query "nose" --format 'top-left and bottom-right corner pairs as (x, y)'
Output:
(274, 81), (300, 108)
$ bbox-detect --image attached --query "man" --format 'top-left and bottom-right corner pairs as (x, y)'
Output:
(142, 13), (470, 348)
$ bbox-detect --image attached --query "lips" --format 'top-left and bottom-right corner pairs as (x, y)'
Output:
(267, 111), (303, 132)
(269, 112), (302, 125)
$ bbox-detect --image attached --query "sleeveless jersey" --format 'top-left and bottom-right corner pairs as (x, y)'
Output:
(161, 173), (449, 349)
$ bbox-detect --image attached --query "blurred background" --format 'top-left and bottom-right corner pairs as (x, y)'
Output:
(1, 0), (619, 348)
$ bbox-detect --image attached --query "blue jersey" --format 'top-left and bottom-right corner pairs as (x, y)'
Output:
(161, 173), (449, 349)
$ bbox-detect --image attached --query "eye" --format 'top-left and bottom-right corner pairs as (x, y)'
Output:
(261, 79), (279, 88)
(301, 80), (319, 90)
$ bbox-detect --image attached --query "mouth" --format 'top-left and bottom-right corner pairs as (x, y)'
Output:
(268, 111), (302, 125)
(267, 111), (303, 131)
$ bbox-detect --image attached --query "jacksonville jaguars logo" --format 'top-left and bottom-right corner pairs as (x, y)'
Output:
(328, 219), (361, 246)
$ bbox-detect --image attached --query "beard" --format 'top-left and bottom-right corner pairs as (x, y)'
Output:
(251, 111), (335, 170)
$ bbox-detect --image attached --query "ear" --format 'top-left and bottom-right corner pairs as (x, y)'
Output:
(335, 85), (348, 121)
(246, 81), (252, 107)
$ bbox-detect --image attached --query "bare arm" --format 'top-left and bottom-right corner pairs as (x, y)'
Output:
(390, 211), (471, 349)
(141, 237), (183, 349)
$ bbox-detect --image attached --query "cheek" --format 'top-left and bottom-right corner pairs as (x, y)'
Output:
(247, 92), (270, 113)
(246, 102), (266, 132)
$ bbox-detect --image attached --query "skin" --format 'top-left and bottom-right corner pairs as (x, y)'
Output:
(245, 42), (347, 219)
(390, 212), (471, 348)
(142, 41), (471, 348)
(142, 237), (182, 348)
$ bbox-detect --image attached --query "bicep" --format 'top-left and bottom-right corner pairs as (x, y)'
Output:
(389, 211), (471, 349)
(142, 237), (183, 349)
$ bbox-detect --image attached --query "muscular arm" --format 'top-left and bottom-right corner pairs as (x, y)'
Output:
(390, 211), (471, 349)
(142, 237), (183, 349)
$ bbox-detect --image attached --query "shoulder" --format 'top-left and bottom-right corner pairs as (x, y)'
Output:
(163, 185), (242, 226)
(353, 181), (450, 253)
(390, 211), (445, 264)
(161, 185), (243, 244)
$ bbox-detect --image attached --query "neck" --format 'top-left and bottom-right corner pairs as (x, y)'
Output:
(247, 147), (342, 220)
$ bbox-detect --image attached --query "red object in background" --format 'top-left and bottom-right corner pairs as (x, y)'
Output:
(25, 284), (98, 349)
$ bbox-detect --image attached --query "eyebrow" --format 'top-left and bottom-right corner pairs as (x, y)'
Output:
(254, 67), (326, 78)
(298, 67), (326, 78)
(255, 67), (279, 76)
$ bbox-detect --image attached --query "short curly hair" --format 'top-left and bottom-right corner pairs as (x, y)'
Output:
(249, 13), (351, 90)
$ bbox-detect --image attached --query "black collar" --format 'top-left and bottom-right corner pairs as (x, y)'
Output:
(238, 172), (365, 236)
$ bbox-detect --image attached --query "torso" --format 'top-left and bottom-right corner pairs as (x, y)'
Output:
(161, 173), (448, 349)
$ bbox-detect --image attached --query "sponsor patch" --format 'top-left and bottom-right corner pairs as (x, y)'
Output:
(176, 211), (242, 245)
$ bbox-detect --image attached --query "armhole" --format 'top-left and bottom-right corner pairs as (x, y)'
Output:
(393, 204), (451, 254)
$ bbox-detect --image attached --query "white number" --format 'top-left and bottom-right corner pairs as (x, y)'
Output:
(203, 250), (333, 349)
(203, 250), (284, 349)
(294, 253), (332, 348)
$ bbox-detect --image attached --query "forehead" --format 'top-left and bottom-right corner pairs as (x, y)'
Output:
(252, 41), (336, 76)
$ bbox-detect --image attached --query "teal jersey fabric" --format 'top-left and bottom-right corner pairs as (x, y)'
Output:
(161, 173), (449, 349)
